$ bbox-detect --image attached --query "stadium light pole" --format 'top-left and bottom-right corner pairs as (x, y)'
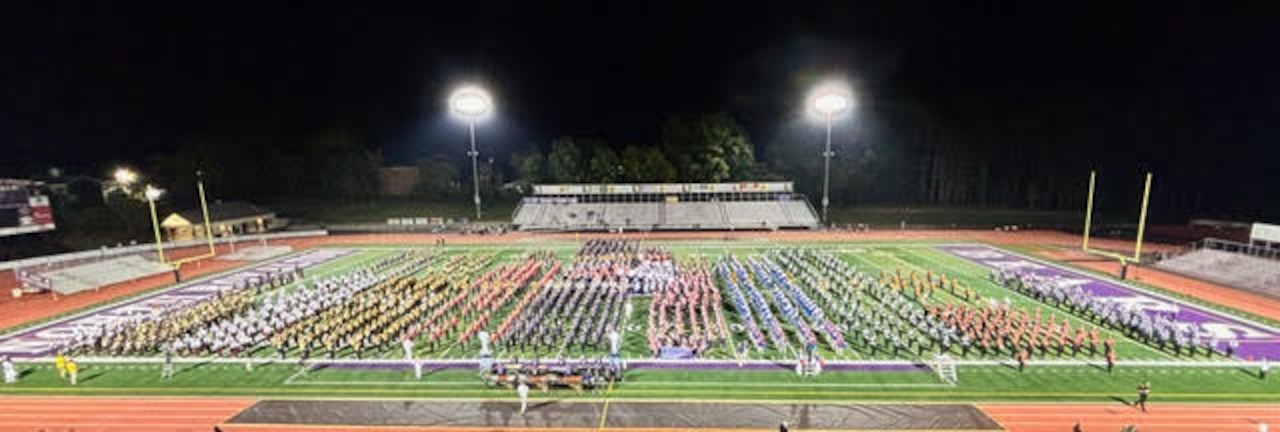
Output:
(812, 92), (851, 225)
(450, 86), (492, 221)
(144, 185), (167, 264)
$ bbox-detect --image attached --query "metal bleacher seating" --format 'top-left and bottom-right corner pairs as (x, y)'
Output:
(1154, 248), (1280, 298)
(601, 203), (661, 227)
(32, 255), (173, 295)
(663, 202), (726, 229)
(513, 182), (820, 231)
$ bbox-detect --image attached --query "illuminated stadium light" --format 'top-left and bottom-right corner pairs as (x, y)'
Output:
(113, 168), (139, 186)
(143, 183), (167, 264)
(143, 185), (163, 201)
(813, 92), (850, 116)
(449, 86), (492, 119)
(806, 81), (856, 225)
(805, 80), (855, 121)
(448, 85), (495, 220)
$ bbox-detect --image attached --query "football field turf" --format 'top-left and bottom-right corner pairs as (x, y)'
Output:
(1, 360), (1277, 402)
(2, 240), (1276, 404)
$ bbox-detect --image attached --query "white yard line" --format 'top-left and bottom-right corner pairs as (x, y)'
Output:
(284, 377), (955, 388)
(282, 364), (313, 385)
(19, 356), (1255, 368)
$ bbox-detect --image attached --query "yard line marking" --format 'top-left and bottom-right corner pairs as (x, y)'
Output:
(597, 377), (616, 431)
(281, 376), (957, 388)
(281, 364), (312, 385)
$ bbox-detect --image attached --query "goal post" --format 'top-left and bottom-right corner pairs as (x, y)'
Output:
(1081, 170), (1154, 264)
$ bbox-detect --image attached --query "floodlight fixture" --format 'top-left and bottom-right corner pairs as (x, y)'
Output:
(114, 168), (139, 186)
(450, 86), (492, 119)
(143, 183), (166, 264)
(813, 92), (851, 116)
(806, 81), (856, 226)
(144, 185), (164, 201)
(447, 84), (495, 220)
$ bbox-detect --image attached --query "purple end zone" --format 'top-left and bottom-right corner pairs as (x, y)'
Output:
(0, 248), (356, 358)
(937, 244), (1280, 360)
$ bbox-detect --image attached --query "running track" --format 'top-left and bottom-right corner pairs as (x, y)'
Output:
(0, 397), (1276, 431)
(979, 403), (1280, 432)
(0, 396), (252, 431)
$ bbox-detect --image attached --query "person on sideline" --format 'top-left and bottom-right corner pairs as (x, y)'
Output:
(66, 359), (80, 386)
(54, 352), (67, 380)
(1135, 381), (1151, 412)
(2, 356), (17, 384)
(162, 348), (176, 380)
(517, 380), (530, 414)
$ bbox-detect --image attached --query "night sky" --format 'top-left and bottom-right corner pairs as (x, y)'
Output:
(3, 2), (1277, 217)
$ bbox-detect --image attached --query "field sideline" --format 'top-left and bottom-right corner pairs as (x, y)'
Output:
(1, 239), (1276, 403)
(0, 234), (1276, 432)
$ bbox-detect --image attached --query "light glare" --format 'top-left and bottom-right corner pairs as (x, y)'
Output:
(450, 87), (492, 118)
(814, 93), (850, 115)
(805, 80), (856, 121)
(114, 168), (138, 186)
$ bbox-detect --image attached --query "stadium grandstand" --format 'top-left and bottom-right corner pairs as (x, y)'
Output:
(512, 181), (820, 231)
(4, 231), (323, 298)
(16, 254), (172, 296)
(1155, 225), (1280, 299)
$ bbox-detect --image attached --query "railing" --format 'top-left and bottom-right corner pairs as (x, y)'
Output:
(797, 194), (822, 229)
(511, 200), (524, 224)
(1192, 237), (1280, 261)
(0, 230), (329, 272)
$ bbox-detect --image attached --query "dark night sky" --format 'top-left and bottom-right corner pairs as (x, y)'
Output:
(3, 1), (1277, 216)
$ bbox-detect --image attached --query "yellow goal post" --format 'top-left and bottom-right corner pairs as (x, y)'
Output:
(1081, 170), (1153, 264)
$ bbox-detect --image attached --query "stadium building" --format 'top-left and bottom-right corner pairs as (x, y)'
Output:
(161, 201), (279, 240)
(513, 181), (820, 231)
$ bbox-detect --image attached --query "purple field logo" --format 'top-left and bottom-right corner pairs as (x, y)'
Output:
(937, 245), (1280, 361)
(0, 248), (354, 358)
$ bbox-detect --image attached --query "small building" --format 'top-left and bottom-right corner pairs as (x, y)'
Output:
(161, 201), (278, 241)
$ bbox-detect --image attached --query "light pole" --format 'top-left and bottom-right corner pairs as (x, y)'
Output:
(144, 185), (167, 264)
(812, 91), (851, 225)
(450, 86), (492, 221)
(194, 170), (216, 256)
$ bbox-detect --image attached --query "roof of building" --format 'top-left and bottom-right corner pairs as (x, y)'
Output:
(163, 201), (272, 227)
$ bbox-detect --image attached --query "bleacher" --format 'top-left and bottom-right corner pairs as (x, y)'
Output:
(665, 202), (725, 229)
(781, 200), (820, 226)
(601, 203), (661, 227)
(1155, 249), (1280, 298)
(25, 255), (173, 295)
(513, 182), (820, 231)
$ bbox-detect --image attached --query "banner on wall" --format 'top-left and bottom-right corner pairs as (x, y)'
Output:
(532, 182), (793, 195)
(1251, 223), (1280, 243)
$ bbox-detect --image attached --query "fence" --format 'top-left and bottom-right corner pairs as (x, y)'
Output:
(1191, 237), (1280, 261)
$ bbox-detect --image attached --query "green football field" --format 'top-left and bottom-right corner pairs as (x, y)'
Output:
(2, 240), (1276, 403)
(1, 359), (1276, 402)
